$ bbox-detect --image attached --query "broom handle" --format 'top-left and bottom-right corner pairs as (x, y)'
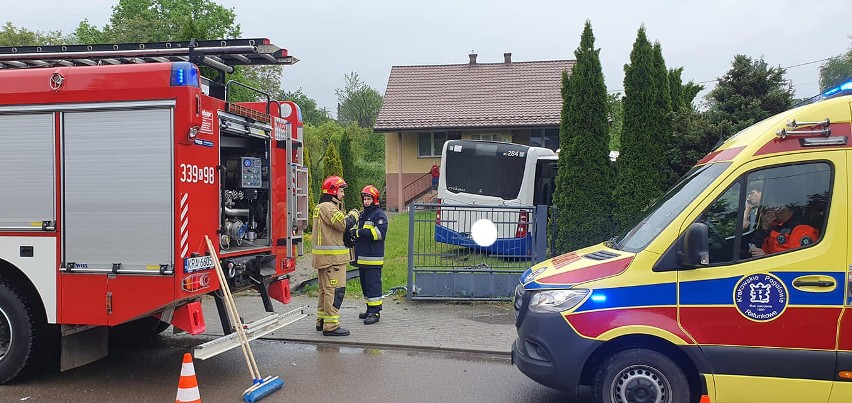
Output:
(205, 236), (261, 379)
(205, 236), (257, 379)
(218, 263), (263, 378)
(205, 236), (262, 379)
(205, 236), (262, 378)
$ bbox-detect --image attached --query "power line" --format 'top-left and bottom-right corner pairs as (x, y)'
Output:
(607, 56), (836, 94)
(785, 57), (833, 69)
(688, 56), (834, 87)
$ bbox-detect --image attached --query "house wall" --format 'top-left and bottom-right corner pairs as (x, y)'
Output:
(384, 132), (439, 174)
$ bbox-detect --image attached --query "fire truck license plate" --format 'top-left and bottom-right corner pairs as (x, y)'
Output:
(184, 256), (215, 272)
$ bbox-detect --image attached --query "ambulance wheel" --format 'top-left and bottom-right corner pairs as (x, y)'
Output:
(0, 282), (44, 384)
(593, 348), (691, 403)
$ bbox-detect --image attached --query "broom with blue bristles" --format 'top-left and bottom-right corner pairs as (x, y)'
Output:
(206, 236), (285, 402)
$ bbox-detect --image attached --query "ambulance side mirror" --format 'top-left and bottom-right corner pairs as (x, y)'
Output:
(678, 223), (709, 268)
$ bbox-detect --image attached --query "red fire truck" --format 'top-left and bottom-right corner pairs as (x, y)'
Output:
(0, 38), (309, 383)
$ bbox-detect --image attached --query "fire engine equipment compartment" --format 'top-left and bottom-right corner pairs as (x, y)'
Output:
(220, 136), (271, 252)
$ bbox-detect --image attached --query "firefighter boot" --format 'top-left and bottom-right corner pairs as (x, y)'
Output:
(323, 327), (350, 336)
(363, 313), (380, 325)
(315, 319), (323, 331)
(358, 311), (368, 319)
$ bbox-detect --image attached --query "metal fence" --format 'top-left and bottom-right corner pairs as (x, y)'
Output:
(407, 203), (548, 300)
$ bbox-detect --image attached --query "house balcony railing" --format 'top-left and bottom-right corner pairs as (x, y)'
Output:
(402, 172), (434, 206)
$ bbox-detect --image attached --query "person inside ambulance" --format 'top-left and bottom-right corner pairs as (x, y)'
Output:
(741, 181), (763, 232)
(748, 194), (819, 256)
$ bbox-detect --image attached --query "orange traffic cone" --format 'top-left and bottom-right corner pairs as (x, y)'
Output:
(699, 395), (711, 403)
(175, 353), (201, 403)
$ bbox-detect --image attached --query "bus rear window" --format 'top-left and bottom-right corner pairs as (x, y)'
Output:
(445, 143), (526, 200)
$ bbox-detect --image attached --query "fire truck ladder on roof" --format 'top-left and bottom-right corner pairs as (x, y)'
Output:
(0, 38), (298, 72)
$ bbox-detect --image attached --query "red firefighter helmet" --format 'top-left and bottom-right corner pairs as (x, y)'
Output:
(322, 176), (348, 195)
(361, 185), (381, 205)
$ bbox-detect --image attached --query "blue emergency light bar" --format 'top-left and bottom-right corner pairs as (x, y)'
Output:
(821, 79), (852, 98)
(170, 62), (200, 88)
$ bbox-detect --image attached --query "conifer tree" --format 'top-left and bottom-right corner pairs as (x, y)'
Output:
(339, 124), (359, 208)
(304, 146), (316, 232)
(652, 42), (675, 188)
(322, 143), (344, 197)
(706, 55), (794, 137)
(613, 26), (666, 233)
(668, 68), (686, 110)
(553, 21), (613, 253)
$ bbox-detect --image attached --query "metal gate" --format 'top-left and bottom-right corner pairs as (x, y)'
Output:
(407, 203), (547, 300)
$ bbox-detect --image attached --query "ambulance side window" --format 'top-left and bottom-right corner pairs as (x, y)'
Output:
(744, 163), (831, 257)
(695, 182), (741, 264)
(692, 162), (831, 265)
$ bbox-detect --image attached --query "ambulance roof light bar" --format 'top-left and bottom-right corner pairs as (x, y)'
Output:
(822, 79), (852, 98)
(793, 79), (852, 107)
(0, 38), (298, 72)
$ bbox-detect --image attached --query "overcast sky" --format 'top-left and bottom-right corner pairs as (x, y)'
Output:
(3, 0), (850, 115)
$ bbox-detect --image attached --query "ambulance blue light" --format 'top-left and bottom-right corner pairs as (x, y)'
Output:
(821, 80), (852, 98)
(590, 294), (607, 303)
(170, 62), (200, 88)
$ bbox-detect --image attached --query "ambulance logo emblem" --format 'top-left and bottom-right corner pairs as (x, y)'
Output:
(749, 282), (771, 304)
(734, 273), (787, 322)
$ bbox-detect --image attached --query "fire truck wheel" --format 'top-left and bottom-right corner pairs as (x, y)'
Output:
(0, 282), (43, 384)
(109, 316), (171, 345)
(592, 348), (691, 403)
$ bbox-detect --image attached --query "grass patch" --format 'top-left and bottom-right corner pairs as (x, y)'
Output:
(299, 212), (407, 297)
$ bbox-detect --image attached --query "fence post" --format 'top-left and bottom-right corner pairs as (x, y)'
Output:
(407, 203), (415, 300)
(534, 205), (548, 264)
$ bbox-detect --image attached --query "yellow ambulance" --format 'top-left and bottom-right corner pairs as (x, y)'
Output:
(513, 84), (852, 403)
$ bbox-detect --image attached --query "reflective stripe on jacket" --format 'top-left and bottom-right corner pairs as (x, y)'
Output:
(312, 199), (350, 269)
(354, 205), (388, 268)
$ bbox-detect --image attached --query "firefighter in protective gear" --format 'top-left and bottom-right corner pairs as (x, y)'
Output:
(313, 176), (358, 336)
(350, 185), (388, 325)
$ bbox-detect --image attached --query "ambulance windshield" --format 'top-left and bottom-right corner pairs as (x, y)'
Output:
(614, 162), (730, 252)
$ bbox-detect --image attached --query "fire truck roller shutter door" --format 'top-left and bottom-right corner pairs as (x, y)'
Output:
(0, 113), (56, 230)
(63, 107), (174, 272)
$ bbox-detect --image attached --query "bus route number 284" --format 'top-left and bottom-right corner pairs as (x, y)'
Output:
(503, 150), (524, 157)
(180, 164), (216, 184)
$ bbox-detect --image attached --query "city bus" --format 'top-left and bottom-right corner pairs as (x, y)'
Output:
(435, 140), (557, 256)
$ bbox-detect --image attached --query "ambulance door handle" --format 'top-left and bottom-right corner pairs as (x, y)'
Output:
(792, 279), (834, 287)
(792, 275), (836, 292)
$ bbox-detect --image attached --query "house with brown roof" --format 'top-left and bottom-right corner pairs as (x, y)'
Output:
(374, 52), (573, 211)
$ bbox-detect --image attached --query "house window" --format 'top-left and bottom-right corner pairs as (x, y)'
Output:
(530, 128), (559, 151)
(470, 134), (503, 142)
(418, 132), (447, 157)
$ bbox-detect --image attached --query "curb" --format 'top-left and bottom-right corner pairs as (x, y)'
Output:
(198, 330), (513, 357)
(258, 336), (513, 357)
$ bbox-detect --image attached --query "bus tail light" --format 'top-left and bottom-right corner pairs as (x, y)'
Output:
(516, 211), (529, 238)
(435, 199), (442, 225)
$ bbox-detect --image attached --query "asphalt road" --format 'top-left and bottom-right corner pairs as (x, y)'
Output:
(0, 334), (580, 403)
